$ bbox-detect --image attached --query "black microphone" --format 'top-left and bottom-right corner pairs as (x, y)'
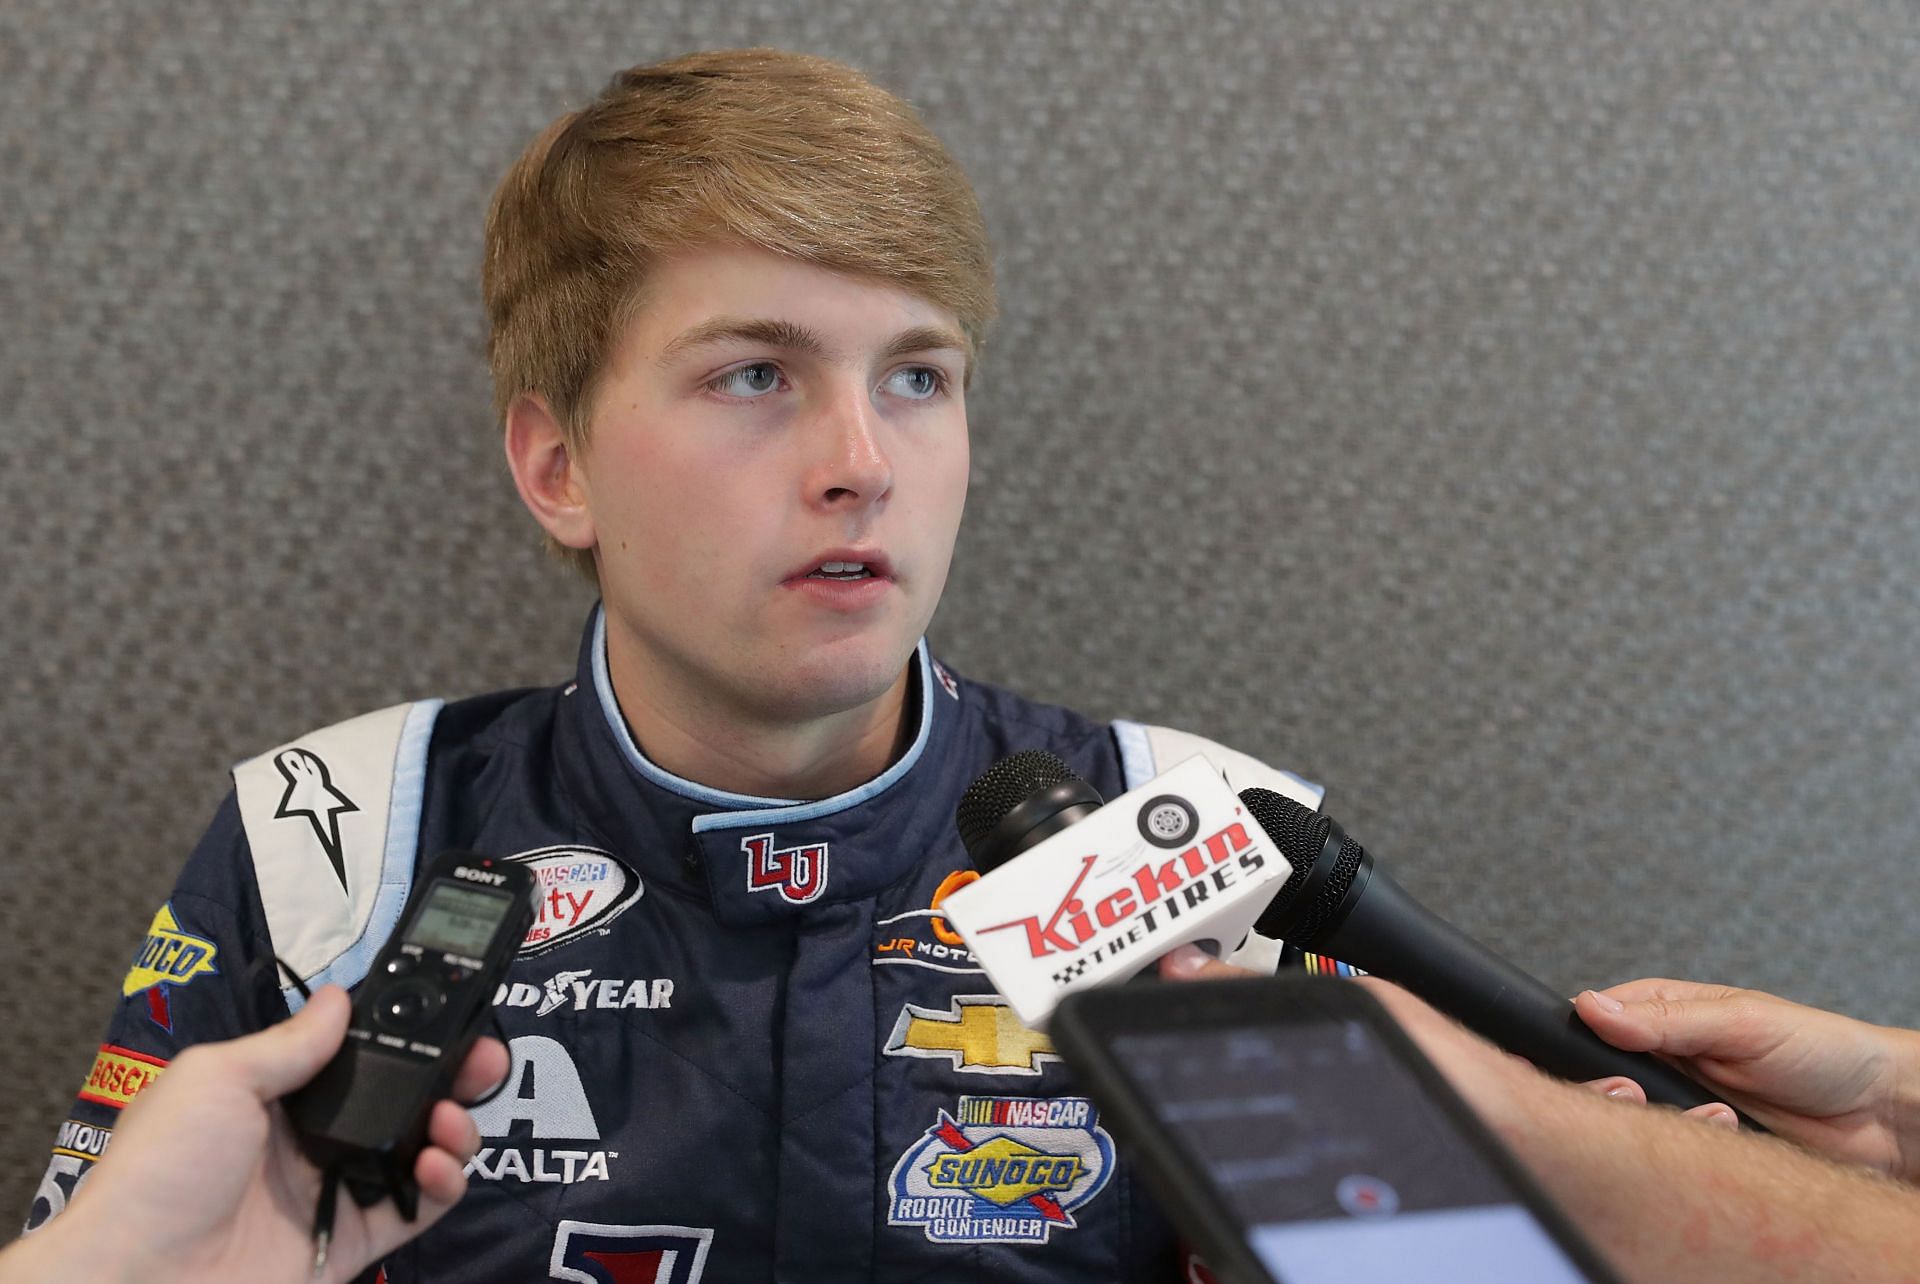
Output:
(955, 749), (1106, 873)
(1240, 786), (1759, 1125)
(954, 751), (1259, 987)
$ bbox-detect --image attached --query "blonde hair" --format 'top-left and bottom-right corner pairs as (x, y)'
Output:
(482, 49), (997, 580)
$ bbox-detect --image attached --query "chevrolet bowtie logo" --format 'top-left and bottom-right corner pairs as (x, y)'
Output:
(884, 995), (1060, 1076)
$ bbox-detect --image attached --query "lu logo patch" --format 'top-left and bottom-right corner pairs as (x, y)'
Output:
(741, 833), (829, 905)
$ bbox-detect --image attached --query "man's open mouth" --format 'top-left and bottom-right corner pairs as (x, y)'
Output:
(807, 560), (875, 581)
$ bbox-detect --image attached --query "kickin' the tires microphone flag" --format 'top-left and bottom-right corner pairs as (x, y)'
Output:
(939, 755), (1291, 1028)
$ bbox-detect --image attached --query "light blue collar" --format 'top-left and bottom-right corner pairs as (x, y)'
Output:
(589, 606), (935, 834)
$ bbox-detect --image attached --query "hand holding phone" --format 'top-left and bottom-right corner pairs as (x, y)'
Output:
(1049, 976), (1623, 1284)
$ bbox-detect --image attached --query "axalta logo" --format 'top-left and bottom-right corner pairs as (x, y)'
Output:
(978, 819), (1262, 961)
(454, 865), (507, 886)
(121, 902), (219, 1032)
(495, 969), (675, 1017)
(884, 995), (1059, 1076)
(889, 1095), (1114, 1244)
(872, 871), (985, 975)
(550, 1221), (713, 1283)
(742, 833), (829, 905)
(500, 846), (643, 956)
(467, 1035), (618, 1184)
(78, 1045), (167, 1110)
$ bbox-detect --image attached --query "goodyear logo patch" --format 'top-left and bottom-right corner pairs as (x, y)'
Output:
(888, 1095), (1113, 1244)
(78, 1045), (168, 1110)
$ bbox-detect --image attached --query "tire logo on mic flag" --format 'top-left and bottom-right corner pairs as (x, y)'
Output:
(888, 1095), (1113, 1243)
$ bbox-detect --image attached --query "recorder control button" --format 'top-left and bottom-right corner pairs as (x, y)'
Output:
(376, 982), (439, 1033)
(383, 955), (418, 978)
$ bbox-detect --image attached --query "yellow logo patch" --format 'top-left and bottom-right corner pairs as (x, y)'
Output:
(78, 1045), (168, 1109)
(926, 1136), (1088, 1206)
(122, 903), (218, 997)
(885, 995), (1059, 1075)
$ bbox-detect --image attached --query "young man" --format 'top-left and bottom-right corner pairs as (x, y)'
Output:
(26, 50), (1321, 1281)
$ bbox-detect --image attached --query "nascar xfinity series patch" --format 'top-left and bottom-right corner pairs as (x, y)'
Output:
(888, 1095), (1114, 1244)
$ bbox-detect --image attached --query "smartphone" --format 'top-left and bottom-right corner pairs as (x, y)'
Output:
(1049, 976), (1622, 1284)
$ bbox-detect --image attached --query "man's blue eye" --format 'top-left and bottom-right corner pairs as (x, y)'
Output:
(714, 363), (780, 396)
(888, 367), (945, 400)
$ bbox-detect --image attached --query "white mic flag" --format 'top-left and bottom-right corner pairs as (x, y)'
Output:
(939, 755), (1292, 1028)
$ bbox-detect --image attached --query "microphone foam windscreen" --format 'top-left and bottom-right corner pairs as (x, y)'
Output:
(1239, 786), (1334, 926)
(956, 749), (1084, 858)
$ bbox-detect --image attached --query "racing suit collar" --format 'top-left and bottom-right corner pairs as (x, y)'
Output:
(560, 605), (960, 926)
(586, 605), (935, 816)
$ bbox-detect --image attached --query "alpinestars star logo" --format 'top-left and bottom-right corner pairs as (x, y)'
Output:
(272, 747), (358, 893)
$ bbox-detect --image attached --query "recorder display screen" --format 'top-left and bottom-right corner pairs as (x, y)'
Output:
(1111, 1020), (1597, 1283)
(406, 881), (513, 956)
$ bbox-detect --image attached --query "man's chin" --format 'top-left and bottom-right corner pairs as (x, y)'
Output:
(758, 640), (917, 721)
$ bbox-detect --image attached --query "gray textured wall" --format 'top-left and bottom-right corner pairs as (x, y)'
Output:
(5, 0), (1919, 1226)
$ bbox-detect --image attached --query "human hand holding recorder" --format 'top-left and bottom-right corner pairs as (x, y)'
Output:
(0, 987), (506, 1284)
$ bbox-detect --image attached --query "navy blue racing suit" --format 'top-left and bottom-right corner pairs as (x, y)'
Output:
(26, 607), (1321, 1282)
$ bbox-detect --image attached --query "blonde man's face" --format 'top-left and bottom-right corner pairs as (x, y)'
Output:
(578, 243), (972, 724)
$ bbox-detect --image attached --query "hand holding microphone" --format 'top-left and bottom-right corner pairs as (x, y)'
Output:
(1235, 785), (1752, 1121)
(949, 748), (1751, 1122)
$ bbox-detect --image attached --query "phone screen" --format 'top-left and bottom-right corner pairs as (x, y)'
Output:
(1111, 1018), (1597, 1284)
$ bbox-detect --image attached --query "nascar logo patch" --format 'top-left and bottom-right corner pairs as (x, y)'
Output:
(888, 1095), (1113, 1244)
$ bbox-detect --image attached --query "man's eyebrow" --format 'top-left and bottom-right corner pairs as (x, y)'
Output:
(658, 318), (829, 365)
(657, 317), (969, 366)
(877, 325), (971, 362)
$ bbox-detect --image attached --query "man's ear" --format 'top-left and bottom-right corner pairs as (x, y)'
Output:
(504, 393), (596, 551)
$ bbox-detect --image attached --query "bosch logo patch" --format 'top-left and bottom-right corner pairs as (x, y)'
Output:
(78, 1045), (168, 1110)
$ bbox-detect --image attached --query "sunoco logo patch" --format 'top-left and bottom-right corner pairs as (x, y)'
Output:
(122, 902), (219, 1031)
(888, 1095), (1113, 1244)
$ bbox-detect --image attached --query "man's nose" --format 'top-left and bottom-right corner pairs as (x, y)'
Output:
(805, 385), (894, 508)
